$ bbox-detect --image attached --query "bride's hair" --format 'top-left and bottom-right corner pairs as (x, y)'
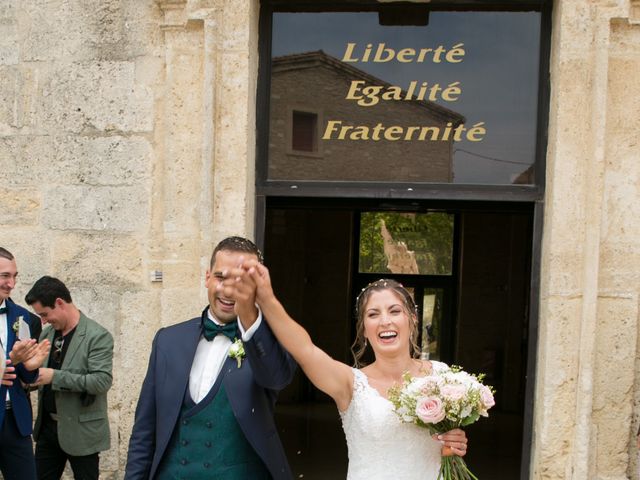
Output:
(351, 279), (421, 367)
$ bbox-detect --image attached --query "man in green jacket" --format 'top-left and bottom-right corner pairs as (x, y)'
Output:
(26, 276), (113, 480)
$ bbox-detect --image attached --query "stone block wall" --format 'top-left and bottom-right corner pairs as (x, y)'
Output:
(0, 0), (258, 477)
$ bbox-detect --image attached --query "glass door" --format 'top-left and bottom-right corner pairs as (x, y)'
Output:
(353, 210), (457, 362)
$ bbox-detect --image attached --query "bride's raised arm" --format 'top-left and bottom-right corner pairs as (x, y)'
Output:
(218, 261), (355, 412)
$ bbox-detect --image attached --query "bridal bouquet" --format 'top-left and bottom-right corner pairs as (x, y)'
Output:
(388, 365), (495, 480)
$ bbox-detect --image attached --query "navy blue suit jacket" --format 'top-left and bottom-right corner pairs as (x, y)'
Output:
(0, 299), (39, 436)
(124, 313), (296, 480)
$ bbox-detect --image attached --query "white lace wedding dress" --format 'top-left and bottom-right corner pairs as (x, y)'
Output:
(340, 361), (449, 480)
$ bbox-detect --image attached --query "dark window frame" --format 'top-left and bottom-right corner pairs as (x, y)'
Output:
(257, 0), (551, 201)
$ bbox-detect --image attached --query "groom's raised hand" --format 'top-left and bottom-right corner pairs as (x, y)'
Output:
(222, 257), (260, 330)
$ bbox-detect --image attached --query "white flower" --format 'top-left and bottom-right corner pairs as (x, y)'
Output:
(11, 316), (22, 333)
(228, 338), (245, 368)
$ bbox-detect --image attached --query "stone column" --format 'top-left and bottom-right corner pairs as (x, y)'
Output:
(534, 1), (640, 479)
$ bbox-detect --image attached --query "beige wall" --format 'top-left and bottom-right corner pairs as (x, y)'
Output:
(536, 1), (640, 479)
(0, 0), (638, 478)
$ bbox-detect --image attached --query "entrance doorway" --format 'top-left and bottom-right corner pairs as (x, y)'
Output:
(263, 199), (533, 479)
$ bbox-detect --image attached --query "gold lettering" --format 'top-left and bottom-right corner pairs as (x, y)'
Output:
(351, 126), (370, 140)
(396, 48), (416, 63)
(418, 126), (440, 141)
(432, 45), (447, 63)
(381, 86), (403, 102)
(345, 80), (459, 105)
(441, 82), (462, 102)
(321, 121), (486, 141)
(466, 122), (486, 141)
(373, 43), (395, 62)
(322, 120), (341, 140)
(441, 122), (453, 141)
(384, 126), (403, 140)
(362, 43), (373, 62)
(405, 126), (421, 140)
(446, 43), (466, 63)
(372, 123), (385, 140)
(342, 43), (358, 62)
(360, 85), (383, 106)
(338, 124), (354, 140)
(415, 48), (434, 63)
(339, 43), (466, 64)
(345, 81), (365, 103)
(453, 124), (466, 141)
(427, 83), (443, 101)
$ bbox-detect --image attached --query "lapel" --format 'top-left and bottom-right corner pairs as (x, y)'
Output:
(164, 319), (201, 407)
(62, 313), (87, 368)
(5, 301), (19, 352)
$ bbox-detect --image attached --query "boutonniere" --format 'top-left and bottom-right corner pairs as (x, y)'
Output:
(12, 316), (22, 333)
(228, 338), (245, 368)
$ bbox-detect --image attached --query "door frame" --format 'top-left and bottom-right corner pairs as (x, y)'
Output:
(256, 196), (542, 479)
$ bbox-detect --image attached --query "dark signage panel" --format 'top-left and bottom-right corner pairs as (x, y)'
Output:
(268, 10), (541, 185)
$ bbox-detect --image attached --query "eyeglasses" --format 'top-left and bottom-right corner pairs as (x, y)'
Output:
(52, 336), (64, 364)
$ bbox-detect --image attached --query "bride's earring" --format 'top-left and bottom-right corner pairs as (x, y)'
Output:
(364, 338), (368, 348)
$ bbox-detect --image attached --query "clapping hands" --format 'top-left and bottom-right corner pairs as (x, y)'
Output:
(9, 339), (51, 372)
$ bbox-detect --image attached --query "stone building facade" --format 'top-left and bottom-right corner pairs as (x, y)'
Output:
(0, 1), (638, 479)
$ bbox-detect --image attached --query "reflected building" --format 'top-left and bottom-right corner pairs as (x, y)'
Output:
(268, 50), (465, 182)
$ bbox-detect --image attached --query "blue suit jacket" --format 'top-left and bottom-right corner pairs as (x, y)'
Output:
(124, 313), (296, 480)
(0, 299), (39, 436)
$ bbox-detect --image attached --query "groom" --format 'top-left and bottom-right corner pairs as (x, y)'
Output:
(125, 236), (296, 479)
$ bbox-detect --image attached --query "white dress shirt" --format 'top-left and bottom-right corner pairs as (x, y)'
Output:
(0, 300), (7, 355)
(188, 308), (262, 403)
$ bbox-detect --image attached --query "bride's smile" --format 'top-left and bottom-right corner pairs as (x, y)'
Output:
(363, 290), (412, 350)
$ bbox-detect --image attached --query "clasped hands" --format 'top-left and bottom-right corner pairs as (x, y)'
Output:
(215, 258), (273, 306)
(1, 339), (51, 387)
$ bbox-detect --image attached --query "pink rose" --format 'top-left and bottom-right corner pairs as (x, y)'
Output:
(440, 384), (467, 402)
(480, 385), (495, 411)
(415, 396), (446, 424)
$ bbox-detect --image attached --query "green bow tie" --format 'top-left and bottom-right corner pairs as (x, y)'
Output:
(0, 307), (7, 314)
(202, 318), (237, 342)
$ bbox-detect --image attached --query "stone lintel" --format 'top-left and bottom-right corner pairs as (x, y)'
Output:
(157, 0), (188, 30)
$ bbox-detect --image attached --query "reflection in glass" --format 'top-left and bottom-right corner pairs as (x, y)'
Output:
(292, 110), (318, 152)
(359, 212), (453, 275)
(269, 10), (541, 185)
(421, 288), (443, 361)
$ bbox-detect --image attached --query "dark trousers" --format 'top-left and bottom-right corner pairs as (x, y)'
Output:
(0, 407), (37, 480)
(35, 416), (99, 480)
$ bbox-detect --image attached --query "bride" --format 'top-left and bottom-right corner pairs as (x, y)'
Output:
(218, 262), (468, 480)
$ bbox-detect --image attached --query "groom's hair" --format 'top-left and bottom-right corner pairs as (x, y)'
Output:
(210, 236), (264, 268)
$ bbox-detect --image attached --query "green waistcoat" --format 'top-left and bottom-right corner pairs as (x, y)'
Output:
(156, 383), (271, 480)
